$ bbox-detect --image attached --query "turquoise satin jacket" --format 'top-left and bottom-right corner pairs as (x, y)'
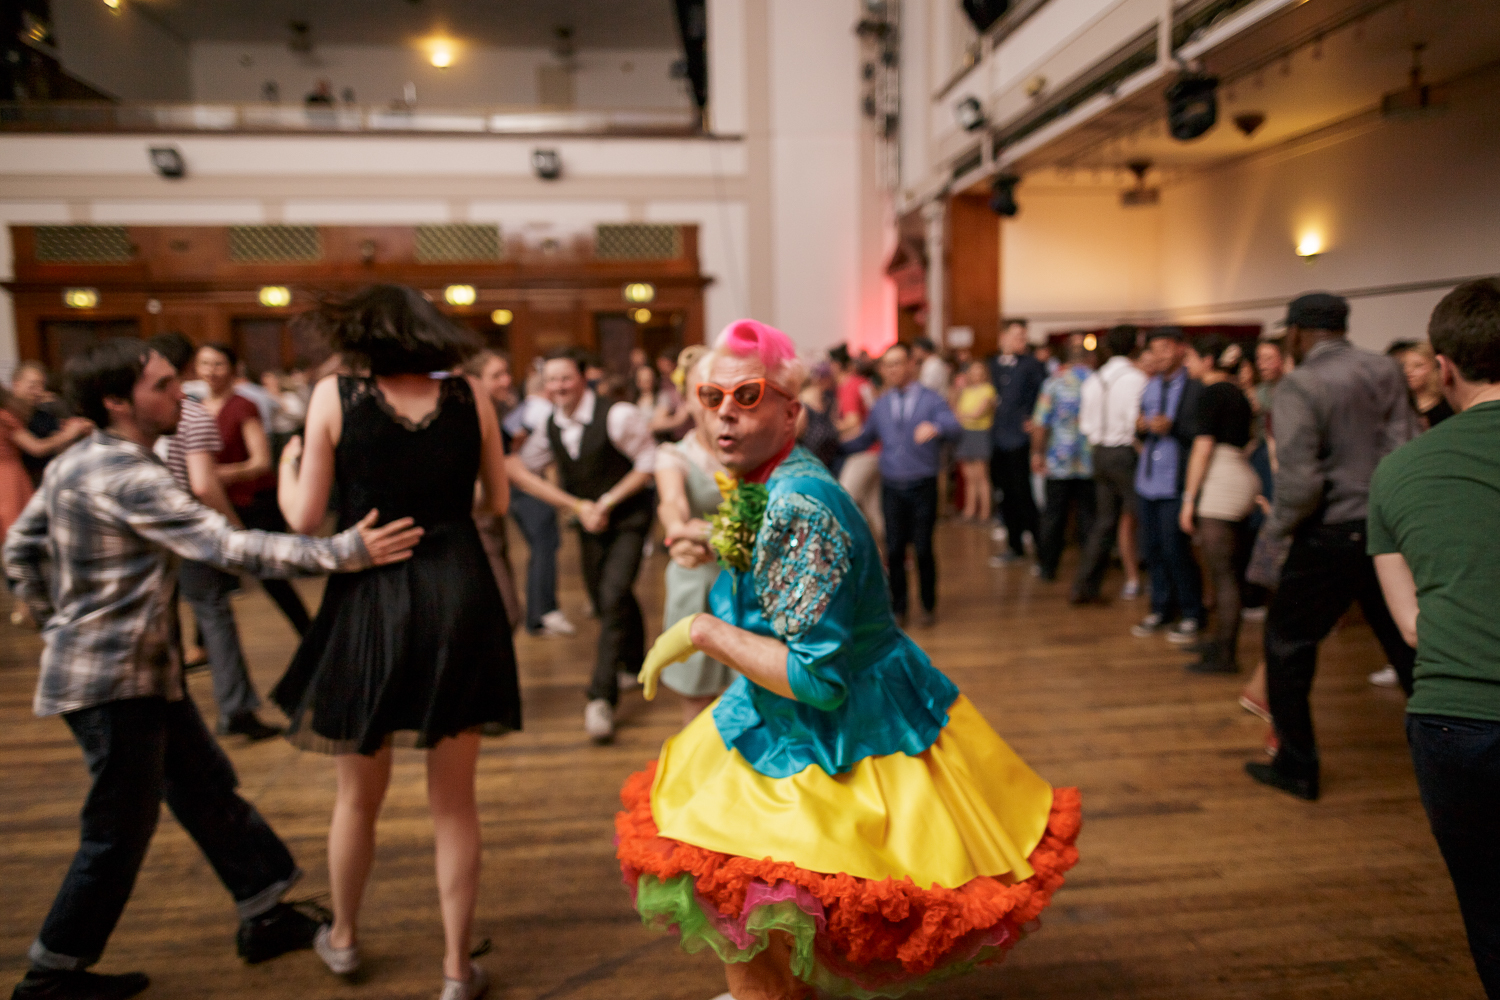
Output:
(709, 446), (960, 779)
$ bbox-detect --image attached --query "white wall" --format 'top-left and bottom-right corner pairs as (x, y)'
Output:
(189, 42), (690, 110)
(51, 0), (191, 101)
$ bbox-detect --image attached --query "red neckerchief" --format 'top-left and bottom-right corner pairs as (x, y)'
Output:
(743, 439), (796, 484)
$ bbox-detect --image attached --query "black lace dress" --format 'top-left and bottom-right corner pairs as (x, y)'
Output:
(273, 375), (521, 754)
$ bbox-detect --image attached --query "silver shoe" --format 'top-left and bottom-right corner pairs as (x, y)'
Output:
(314, 923), (359, 976)
(438, 962), (490, 1000)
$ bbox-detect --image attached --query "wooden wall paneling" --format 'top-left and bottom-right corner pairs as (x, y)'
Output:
(946, 194), (1001, 358)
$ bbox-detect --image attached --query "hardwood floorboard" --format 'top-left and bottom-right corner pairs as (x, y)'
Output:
(0, 517), (1483, 999)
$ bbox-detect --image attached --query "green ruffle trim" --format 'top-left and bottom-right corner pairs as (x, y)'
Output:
(634, 874), (1010, 999)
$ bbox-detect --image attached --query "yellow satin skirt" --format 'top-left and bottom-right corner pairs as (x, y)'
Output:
(651, 695), (1055, 890)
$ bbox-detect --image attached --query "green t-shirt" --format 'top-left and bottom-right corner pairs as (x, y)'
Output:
(1368, 400), (1500, 722)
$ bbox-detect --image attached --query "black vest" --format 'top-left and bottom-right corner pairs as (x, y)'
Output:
(547, 397), (653, 530)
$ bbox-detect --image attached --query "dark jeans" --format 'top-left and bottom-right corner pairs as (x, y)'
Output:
(1407, 714), (1500, 998)
(234, 491), (311, 637)
(30, 696), (299, 971)
(179, 560), (259, 721)
(1037, 478), (1096, 579)
(881, 477), (938, 615)
(1264, 521), (1416, 779)
(1139, 495), (1203, 622)
(578, 523), (647, 707)
(510, 488), (560, 631)
(990, 444), (1039, 555)
(1072, 445), (1137, 600)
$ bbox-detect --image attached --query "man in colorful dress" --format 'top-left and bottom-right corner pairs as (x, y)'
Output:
(1031, 340), (1097, 582)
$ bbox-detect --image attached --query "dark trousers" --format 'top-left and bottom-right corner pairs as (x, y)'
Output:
(881, 477), (938, 615)
(179, 560), (259, 721)
(30, 696), (299, 971)
(578, 523), (647, 706)
(234, 491), (311, 637)
(510, 488), (561, 631)
(1037, 478), (1097, 579)
(1072, 446), (1138, 600)
(1139, 495), (1203, 622)
(1407, 714), (1500, 998)
(990, 444), (1039, 555)
(1264, 521), (1416, 778)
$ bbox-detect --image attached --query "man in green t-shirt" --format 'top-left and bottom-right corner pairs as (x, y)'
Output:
(1368, 278), (1500, 999)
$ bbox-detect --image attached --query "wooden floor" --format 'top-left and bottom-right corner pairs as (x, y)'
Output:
(0, 518), (1484, 1000)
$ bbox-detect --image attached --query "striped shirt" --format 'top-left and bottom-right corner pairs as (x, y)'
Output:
(3, 431), (372, 717)
(156, 396), (222, 492)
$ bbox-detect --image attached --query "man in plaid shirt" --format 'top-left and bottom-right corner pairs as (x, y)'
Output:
(4, 339), (423, 1000)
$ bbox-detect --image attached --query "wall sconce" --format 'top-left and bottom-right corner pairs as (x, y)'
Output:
(444, 284), (477, 306)
(490, 308), (513, 325)
(430, 46), (453, 69)
(149, 145), (186, 179)
(631, 308), (652, 324)
(258, 285), (291, 307)
(1296, 233), (1323, 260)
(1083, 334), (1098, 352)
(623, 282), (655, 304)
(63, 288), (99, 309)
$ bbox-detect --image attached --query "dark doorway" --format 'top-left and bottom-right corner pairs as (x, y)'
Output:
(38, 319), (141, 372)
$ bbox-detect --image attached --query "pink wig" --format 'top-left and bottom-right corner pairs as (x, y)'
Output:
(713, 319), (806, 394)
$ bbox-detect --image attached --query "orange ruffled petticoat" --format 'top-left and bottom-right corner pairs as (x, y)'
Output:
(617, 762), (1082, 997)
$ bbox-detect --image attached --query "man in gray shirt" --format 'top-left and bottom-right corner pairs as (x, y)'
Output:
(1246, 293), (1418, 801)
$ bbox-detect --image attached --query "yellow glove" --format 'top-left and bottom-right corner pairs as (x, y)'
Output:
(639, 613), (702, 701)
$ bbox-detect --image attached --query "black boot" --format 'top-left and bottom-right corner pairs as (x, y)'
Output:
(236, 900), (328, 965)
(1185, 638), (1238, 674)
(1246, 761), (1319, 801)
(10, 970), (149, 1000)
(217, 713), (283, 742)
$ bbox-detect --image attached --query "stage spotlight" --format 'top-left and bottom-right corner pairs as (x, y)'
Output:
(989, 173), (1020, 217)
(532, 149), (562, 181)
(1165, 73), (1219, 141)
(149, 146), (186, 179)
(954, 96), (986, 132)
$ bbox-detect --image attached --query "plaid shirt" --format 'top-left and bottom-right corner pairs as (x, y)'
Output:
(3, 431), (371, 717)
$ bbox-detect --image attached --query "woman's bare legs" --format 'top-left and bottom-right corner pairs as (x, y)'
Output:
(681, 693), (716, 726)
(328, 746), (394, 950)
(723, 931), (813, 1000)
(427, 732), (482, 981)
(1242, 659), (1268, 706)
(962, 461), (990, 522)
(1118, 509), (1142, 591)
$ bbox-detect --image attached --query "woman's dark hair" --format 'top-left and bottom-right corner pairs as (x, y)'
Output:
(1190, 334), (1239, 373)
(1429, 278), (1500, 384)
(66, 338), (150, 427)
(198, 341), (239, 369)
(304, 284), (480, 376)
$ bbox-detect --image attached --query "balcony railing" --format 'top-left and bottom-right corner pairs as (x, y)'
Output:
(0, 101), (702, 137)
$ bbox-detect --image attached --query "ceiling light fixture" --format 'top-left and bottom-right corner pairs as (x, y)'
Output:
(954, 96), (986, 132)
(623, 282), (655, 304)
(102, 0), (121, 9)
(430, 46), (453, 69)
(631, 308), (652, 324)
(63, 288), (99, 309)
(490, 308), (514, 325)
(1296, 233), (1323, 259)
(444, 284), (477, 306)
(258, 286), (291, 308)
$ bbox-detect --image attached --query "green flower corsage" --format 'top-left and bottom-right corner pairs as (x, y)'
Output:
(708, 472), (770, 573)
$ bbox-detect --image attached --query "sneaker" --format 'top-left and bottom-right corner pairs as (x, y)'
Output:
(313, 923), (359, 977)
(617, 670), (641, 693)
(584, 699), (614, 744)
(990, 525), (1008, 543)
(10, 970), (150, 1000)
(1166, 619), (1201, 645)
(1264, 727), (1280, 758)
(1238, 693), (1272, 723)
(1245, 760), (1318, 801)
(438, 962), (490, 1000)
(1368, 665), (1399, 688)
(1130, 613), (1167, 638)
(538, 610), (576, 637)
(236, 899), (327, 965)
(1120, 580), (1142, 600)
(1240, 605), (1267, 623)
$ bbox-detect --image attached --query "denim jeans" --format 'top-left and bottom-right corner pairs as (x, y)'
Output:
(30, 696), (300, 971)
(881, 477), (938, 615)
(179, 559), (259, 721)
(1138, 495), (1203, 623)
(509, 487), (561, 631)
(1406, 713), (1500, 998)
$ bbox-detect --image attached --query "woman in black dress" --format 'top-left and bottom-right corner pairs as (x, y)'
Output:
(274, 285), (518, 1000)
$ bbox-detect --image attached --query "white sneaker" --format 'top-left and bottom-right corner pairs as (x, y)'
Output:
(1120, 580), (1142, 600)
(538, 610), (576, 637)
(584, 698), (615, 743)
(438, 962), (489, 1000)
(1368, 665), (1400, 688)
(314, 924), (359, 976)
(1240, 606), (1268, 622)
(990, 524), (1008, 543)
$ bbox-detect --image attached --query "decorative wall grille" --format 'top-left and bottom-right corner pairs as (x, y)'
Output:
(35, 226), (134, 263)
(594, 223), (681, 261)
(415, 224), (501, 263)
(229, 225), (322, 263)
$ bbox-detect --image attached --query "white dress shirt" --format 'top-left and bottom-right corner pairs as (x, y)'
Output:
(1078, 356), (1149, 448)
(508, 396), (557, 475)
(919, 355), (952, 394)
(544, 390), (656, 474)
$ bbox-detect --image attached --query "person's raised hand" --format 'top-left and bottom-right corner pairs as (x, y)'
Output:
(64, 417), (94, 439)
(669, 537), (712, 569)
(638, 614), (701, 700)
(353, 509), (424, 565)
(913, 420), (940, 445)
